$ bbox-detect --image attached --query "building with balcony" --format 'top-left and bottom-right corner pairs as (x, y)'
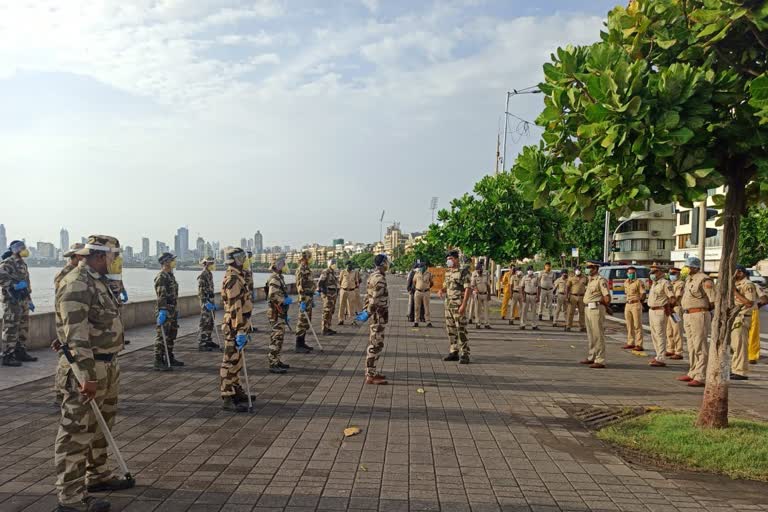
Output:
(611, 200), (676, 265)
(671, 187), (724, 273)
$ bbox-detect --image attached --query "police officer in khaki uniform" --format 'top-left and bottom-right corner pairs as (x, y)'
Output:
(553, 269), (569, 327)
(580, 261), (611, 368)
(413, 262), (433, 327)
(622, 266), (646, 351)
(509, 268), (524, 325)
(337, 261), (361, 326)
(520, 266), (540, 330)
(538, 262), (555, 322)
(647, 264), (675, 367)
(470, 261), (491, 329)
(732, 264), (758, 380)
(565, 267), (588, 332)
(665, 267), (685, 360)
(677, 256), (715, 387)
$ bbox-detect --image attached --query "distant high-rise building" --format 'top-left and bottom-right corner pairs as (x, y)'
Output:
(176, 227), (189, 260)
(81, 237), (87, 244)
(196, 237), (205, 259)
(240, 238), (248, 250)
(124, 246), (134, 260)
(37, 241), (56, 259)
(254, 231), (263, 253)
(0, 224), (6, 251)
(283, 245), (290, 253)
(60, 228), (69, 252)
(141, 237), (150, 259)
(247, 239), (253, 251)
(156, 241), (165, 257)
(204, 242), (213, 259)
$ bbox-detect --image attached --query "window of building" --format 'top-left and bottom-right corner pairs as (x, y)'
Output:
(678, 234), (693, 249)
(679, 211), (690, 225)
(633, 239), (650, 251)
(656, 239), (666, 250)
(705, 229), (722, 248)
(618, 219), (650, 233)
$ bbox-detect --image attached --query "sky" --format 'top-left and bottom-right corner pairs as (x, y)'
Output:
(0, 0), (621, 251)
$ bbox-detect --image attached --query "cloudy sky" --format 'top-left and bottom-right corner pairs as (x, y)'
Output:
(0, 0), (618, 251)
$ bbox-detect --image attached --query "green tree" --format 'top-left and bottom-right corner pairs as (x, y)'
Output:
(436, 172), (565, 264)
(411, 227), (450, 267)
(514, 0), (768, 428)
(559, 206), (616, 262)
(739, 205), (768, 267)
(350, 252), (375, 270)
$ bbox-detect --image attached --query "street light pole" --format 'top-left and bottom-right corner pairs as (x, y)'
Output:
(501, 91), (511, 172)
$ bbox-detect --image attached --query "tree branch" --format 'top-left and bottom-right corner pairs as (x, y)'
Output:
(750, 25), (768, 51)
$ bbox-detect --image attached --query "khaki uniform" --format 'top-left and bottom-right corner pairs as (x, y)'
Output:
(583, 274), (610, 364)
(413, 270), (434, 323)
(295, 263), (316, 337)
(681, 272), (715, 382)
(197, 268), (215, 343)
(470, 270), (490, 327)
(624, 279), (646, 348)
(509, 273), (523, 323)
(732, 278), (757, 376)
(648, 278), (674, 362)
(318, 267), (339, 331)
(666, 279), (685, 356)
(566, 274), (588, 329)
(538, 270), (555, 320)
(0, 255), (31, 354)
(364, 269), (388, 377)
(220, 266), (251, 398)
(338, 269), (361, 322)
(154, 270), (179, 360)
(500, 272), (512, 319)
(553, 275), (568, 325)
(55, 262), (124, 506)
(443, 268), (470, 357)
(520, 274), (540, 327)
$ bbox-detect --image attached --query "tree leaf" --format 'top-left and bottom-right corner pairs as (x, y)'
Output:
(669, 127), (695, 145)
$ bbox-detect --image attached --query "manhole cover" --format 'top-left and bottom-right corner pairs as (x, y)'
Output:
(560, 404), (648, 430)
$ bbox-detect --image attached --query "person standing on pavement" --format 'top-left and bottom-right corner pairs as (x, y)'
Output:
(509, 268), (524, 325)
(665, 267), (685, 360)
(294, 250), (316, 353)
(318, 258), (339, 336)
(471, 261), (491, 329)
(55, 235), (135, 512)
(622, 266), (646, 351)
(553, 269), (569, 327)
(406, 262), (417, 323)
(338, 261), (361, 326)
(678, 256), (715, 387)
(647, 265), (675, 367)
(154, 252), (183, 370)
(538, 262), (555, 322)
(500, 264), (513, 321)
(220, 247), (254, 413)
(520, 266), (540, 330)
(266, 257), (292, 375)
(441, 250), (471, 363)
(0, 240), (37, 366)
(731, 264), (758, 381)
(197, 257), (219, 352)
(580, 261), (611, 369)
(360, 254), (390, 384)
(565, 267), (588, 332)
(413, 262), (434, 327)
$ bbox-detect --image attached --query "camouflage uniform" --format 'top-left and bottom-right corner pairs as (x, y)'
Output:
(0, 254), (31, 356)
(295, 262), (316, 338)
(443, 267), (471, 359)
(243, 257), (255, 327)
(318, 266), (339, 332)
(220, 265), (251, 398)
(54, 238), (124, 507)
(198, 267), (215, 344)
(54, 260), (79, 404)
(154, 270), (179, 362)
(364, 268), (388, 377)
(267, 269), (288, 367)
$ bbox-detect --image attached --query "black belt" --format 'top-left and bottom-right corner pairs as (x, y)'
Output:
(540, 287), (553, 290)
(416, 289), (431, 292)
(571, 293), (584, 296)
(344, 287), (356, 291)
(525, 292), (537, 295)
(94, 354), (116, 362)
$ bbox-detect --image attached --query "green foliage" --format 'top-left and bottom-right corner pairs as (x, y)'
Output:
(349, 252), (375, 270)
(738, 205), (768, 267)
(560, 206), (616, 261)
(435, 172), (565, 263)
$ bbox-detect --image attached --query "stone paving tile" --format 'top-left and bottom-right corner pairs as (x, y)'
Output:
(0, 280), (768, 511)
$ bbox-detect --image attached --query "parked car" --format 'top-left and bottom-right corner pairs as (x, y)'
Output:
(747, 268), (767, 287)
(597, 265), (651, 309)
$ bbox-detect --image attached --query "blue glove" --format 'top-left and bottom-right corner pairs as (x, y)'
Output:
(284, 296), (294, 306)
(235, 333), (248, 350)
(28, 302), (35, 312)
(205, 301), (215, 311)
(14, 281), (28, 291)
(356, 311), (370, 322)
(157, 309), (168, 326)
(119, 290), (128, 303)
(300, 302), (307, 312)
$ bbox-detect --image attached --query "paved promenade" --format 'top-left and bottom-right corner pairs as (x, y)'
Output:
(1, 279), (767, 512)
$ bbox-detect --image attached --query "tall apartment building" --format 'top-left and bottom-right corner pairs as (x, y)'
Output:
(670, 187), (724, 273)
(612, 200), (676, 265)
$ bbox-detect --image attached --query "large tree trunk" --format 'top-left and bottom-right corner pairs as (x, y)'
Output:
(696, 173), (746, 429)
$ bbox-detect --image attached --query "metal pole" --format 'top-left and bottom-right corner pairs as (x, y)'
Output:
(501, 92), (511, 172)
(698, 201), (707, 271)
(159, 325), (172, 368)
(240, 347), (253, 412)
(302, 309), (324, 351)
(603, 211), (611, 262)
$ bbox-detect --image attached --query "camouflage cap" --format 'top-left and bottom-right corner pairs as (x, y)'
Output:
(75, 235), (121, 255)
(224, 246), (246, 264)
(158, 252), (176, 264)
(63, 242), (85, 258)
(200, 257), (215, 265)
(301, 250), (313, 260)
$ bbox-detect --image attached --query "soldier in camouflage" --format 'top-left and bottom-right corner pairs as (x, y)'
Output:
(54, 235), (134, 512)
(53, 243), (85, 405)
(154, 252), (183, 370)
(220, 247), (254, 413)
(318, 258), (339, 336)
(362, 254), (389, 385)
(440, 250), (471, 364)
(294, 250), (316, 353)
(267, 256), (291, 374)
(243, 250), (257, 333)
(0, 240), (37, 366)
(197, 257), (219, 352)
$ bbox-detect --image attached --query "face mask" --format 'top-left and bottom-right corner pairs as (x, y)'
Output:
(574, 269), (581, 276)
(169, 260), (177, 270)
(446, 259), (455, 268)
(107, 255), (123, 277)
(329, 264), (337, 270)
(516, 270), (522, 276)
(419, 267), (426, 273)
(527, 270), (533, 276)
(207, 264), (215, 272)
(276, 262), (285, 273)
(627, 272), (635, 279)
(650, 274), (658, 281)
(17, 249), (29, 258)
(670, 274), (678, 282)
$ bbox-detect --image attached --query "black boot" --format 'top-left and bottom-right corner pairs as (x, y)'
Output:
(322, 328), (336, 336)
(198, 341), (214, 352)
(55, 496), (111, 512)
(222, 397), (248, 412)
(169, 353), (184, 367)
(1, 352), (21, 367)
(87, 476), (136, 493)
(443, 352), (460, 361)
(295, 334), (313, 353)
(233, 385), (256, 404)
(15, 347), (37, 362)
(154, 355), (172, 371)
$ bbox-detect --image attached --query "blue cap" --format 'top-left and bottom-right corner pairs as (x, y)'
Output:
(686, 256), (702, 268)
(374, 254), (388, 267)
(736, 264), (747, 273)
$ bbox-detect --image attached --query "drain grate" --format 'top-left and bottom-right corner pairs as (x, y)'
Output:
(560, 404), (649, 430)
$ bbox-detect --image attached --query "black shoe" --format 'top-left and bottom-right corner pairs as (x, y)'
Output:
(14, 347), (37, 362)
(538, 314), (542, 321)
(87, 477), (136, 493)
(508, 320), (513, 325)
(427, 322), (433, 327)
(322, 328), (337, 336)
(269, 366), (287, 374)
(56, 497), (111, 512)
(476, 324), (481, 329)
(198, 343), (214, 352)
(154, 356), (172, 371)
(277, 361), (290, 369)
(338, 321), (344, 326)
(459, 357), (470, 365)
(295, 345), (313, 354)
(564, 327), (571, 332)
(222, 397), (248, 412)
(443, 352), (460, 361)
(233, 386), (256, 404)
(169, 355), (184, 367)
(519, 326), (526, 330)
(532, 326), (540, 331)
(1, 353), (21, 367)
(124, 339), (131, 345)
(484, 325), (491, 329)
(413, 323), (419, 327)
(730, 373), (749, 380)
(206, 340), (220, 350)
